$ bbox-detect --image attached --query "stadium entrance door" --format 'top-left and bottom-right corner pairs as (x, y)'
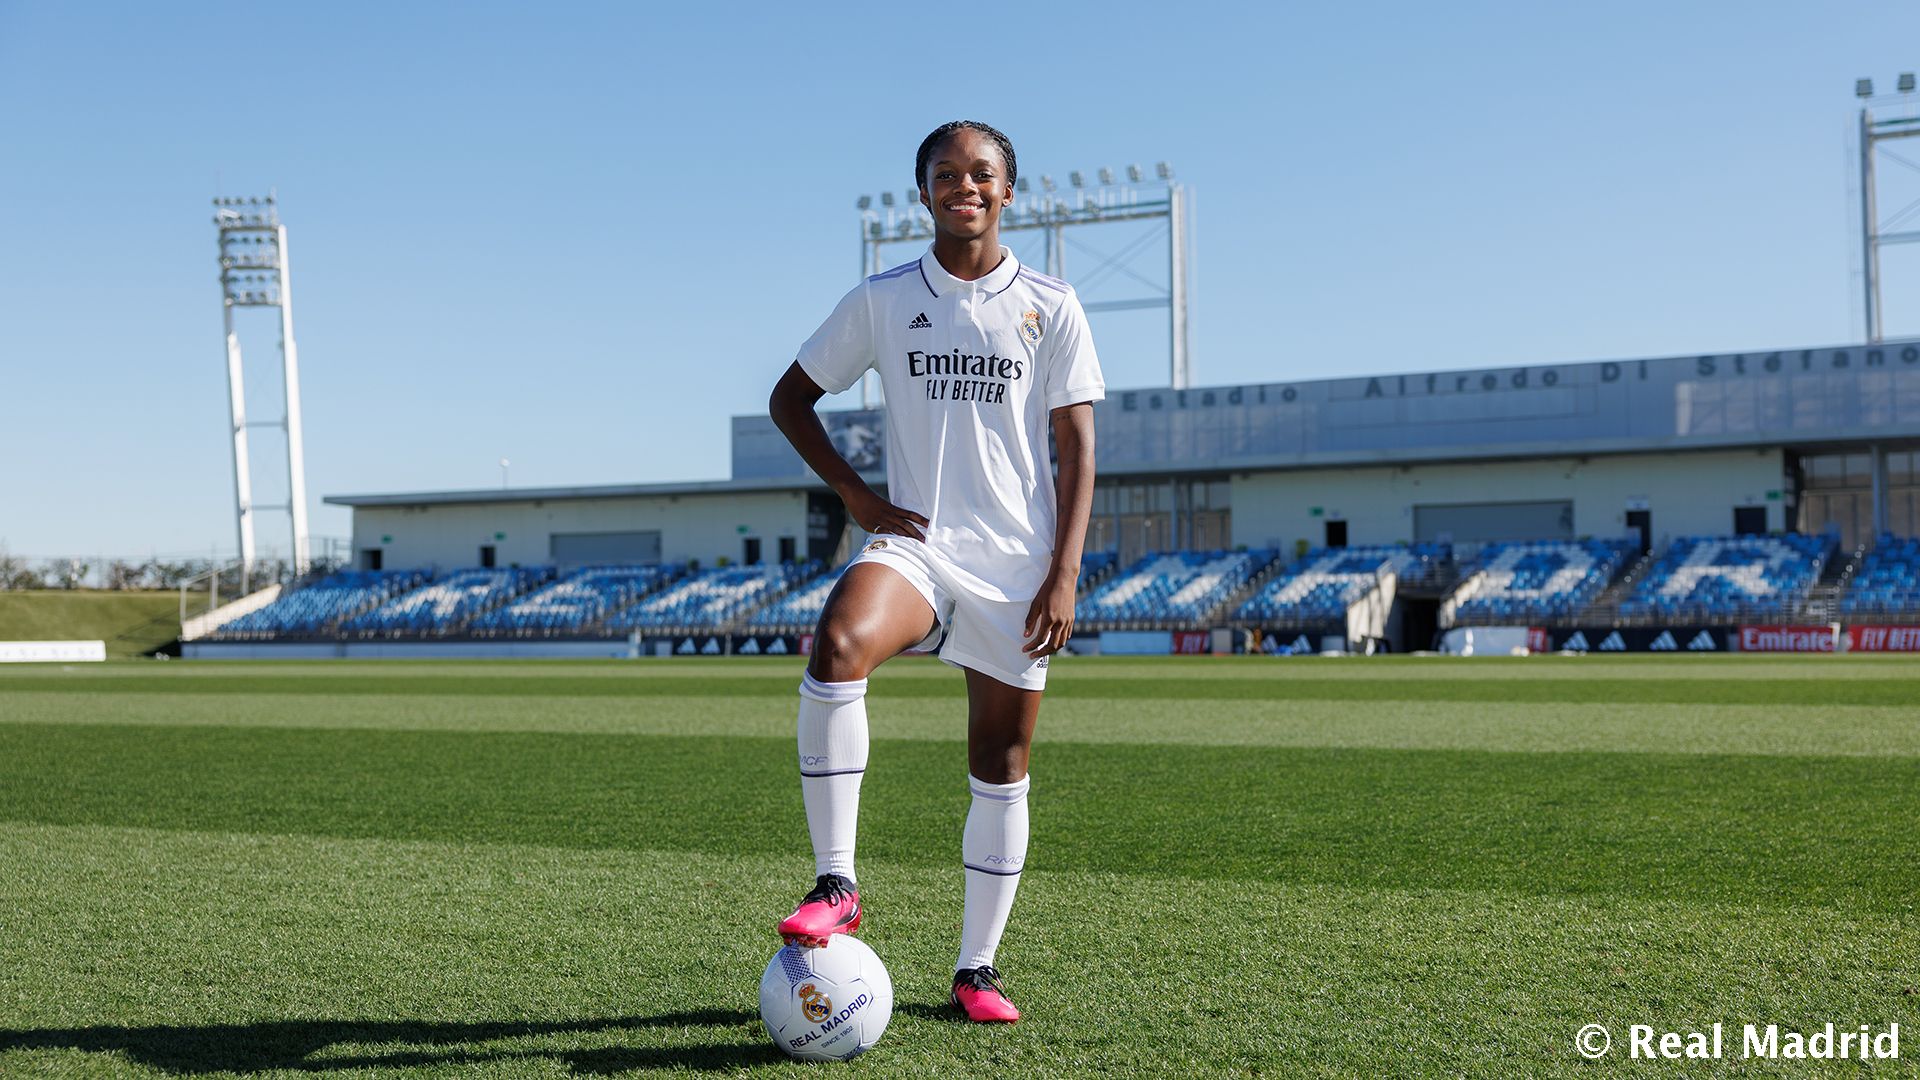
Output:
(1397, 595), (1440, 652)
(1626, 509), (1651, 554)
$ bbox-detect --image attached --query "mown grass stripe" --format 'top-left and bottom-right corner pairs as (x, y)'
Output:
(7, 669), (1920, 706)
(11, 690), (1920, 758)
(2, 723), (1914, 913)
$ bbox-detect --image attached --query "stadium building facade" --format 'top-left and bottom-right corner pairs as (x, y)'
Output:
(330, 339), (1920, 570)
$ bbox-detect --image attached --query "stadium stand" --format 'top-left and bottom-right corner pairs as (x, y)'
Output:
(215, 569), (430, 638)
(748, 563), (845, 632)
(1389, 543), (1458, 591)
(1445, 539), (1635, 625)
(1235, 545), (1432, 625)
(1079, 549), (1279, 628)
(1841, 535), (1920, 617)
(343, 566), (552, 636)
(1616, 534), (1834, 621)
(468, 564), (681, 636)
(606, 562), (819, 633)
(1078, 550), (1118, 589)
(211, 533), (1897, 645)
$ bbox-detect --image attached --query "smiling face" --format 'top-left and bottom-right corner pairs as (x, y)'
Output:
(919, 128), (1013, 242)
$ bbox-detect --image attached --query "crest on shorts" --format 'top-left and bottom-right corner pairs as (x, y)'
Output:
(864, 539), (888, 552)
(1020, 310), (1042, 345)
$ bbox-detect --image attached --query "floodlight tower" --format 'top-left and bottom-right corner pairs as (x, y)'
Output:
(1856, 73), (1920, 342)
(856, 160), (1191, 402)
(213, 193), (311, 592)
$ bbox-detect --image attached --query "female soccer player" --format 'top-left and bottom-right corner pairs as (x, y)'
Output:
(766, 120), (1103, 1023)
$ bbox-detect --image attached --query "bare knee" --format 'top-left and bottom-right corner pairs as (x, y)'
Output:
(968, 742), (1029, 785)
(808, 620), (877, 682)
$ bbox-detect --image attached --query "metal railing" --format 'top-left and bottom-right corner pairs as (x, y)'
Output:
(178, 561), (248, 626)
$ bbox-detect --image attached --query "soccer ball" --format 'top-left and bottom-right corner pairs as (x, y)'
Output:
(759, 937), (893, 1061)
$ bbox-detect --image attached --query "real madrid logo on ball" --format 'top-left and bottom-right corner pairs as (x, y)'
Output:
(1021, 309), (1043, 345)
(798, 982), (832, 1023)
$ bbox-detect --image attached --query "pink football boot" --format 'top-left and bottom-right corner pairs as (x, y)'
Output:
(951, 965), (1020, 1023)
(776, 873), (861, 948)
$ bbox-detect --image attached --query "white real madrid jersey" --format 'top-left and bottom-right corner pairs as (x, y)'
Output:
(795, 245), (1106, 602)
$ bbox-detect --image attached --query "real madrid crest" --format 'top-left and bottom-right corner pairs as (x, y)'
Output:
(1020, 309), (1043, 345)
(797, 981), (832, 1023)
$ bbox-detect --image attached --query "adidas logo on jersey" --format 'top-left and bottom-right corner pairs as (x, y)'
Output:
(908, 312), (931, 329)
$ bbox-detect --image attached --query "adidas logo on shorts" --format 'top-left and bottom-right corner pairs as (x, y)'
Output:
(907, 312), (931, 329)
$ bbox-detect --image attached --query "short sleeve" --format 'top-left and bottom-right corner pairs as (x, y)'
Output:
(1043, 289), (1105, 410)
(795, 283), (876, 395)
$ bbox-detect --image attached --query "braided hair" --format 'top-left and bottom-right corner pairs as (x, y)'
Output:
(915, 120), (1017, 191)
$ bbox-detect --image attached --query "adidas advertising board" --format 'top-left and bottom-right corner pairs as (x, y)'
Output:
(1545, 627), (1730, 653)
(642, 634), (803, 657)
(641, 633), (934, 658)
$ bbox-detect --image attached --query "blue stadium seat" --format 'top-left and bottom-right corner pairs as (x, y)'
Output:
(215, 569), (430, 638)
(1617, 534), (1833, 621)
(343, 566), (553, 636)
(468, 564), (681, 635)
(1841, 535), (1920, 617)
(748, 563), (845, 631)
(1236, 544), (1437, 624)
(1447, 539), (1634, 624)
(605, 562), (820, 633)
(1079, 549), (1279, 627)
(1077, 551), (1119, 589)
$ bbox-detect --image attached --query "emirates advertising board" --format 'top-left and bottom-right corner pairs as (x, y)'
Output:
(1736, 625), (1838, 653)
(1530, 625), (1915, 652)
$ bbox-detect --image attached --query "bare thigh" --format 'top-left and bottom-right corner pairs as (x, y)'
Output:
(807, 562), (940, 683)
(964, 666), (1043, 784)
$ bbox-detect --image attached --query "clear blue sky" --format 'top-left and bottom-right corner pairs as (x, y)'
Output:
(3, 0), (1917, 559)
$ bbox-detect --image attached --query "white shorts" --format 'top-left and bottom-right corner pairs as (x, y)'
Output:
(847, 534), (1050, 691)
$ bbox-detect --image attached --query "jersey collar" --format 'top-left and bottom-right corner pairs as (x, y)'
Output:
(917, 245), (1020, 298)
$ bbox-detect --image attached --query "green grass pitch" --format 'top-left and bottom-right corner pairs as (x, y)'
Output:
(0, 655), (1916, 1076)
(0, 591), (182, 659)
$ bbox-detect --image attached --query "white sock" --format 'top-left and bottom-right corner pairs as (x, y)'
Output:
(797, 672), (869, 882)
(958, 773), (1030, 971)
